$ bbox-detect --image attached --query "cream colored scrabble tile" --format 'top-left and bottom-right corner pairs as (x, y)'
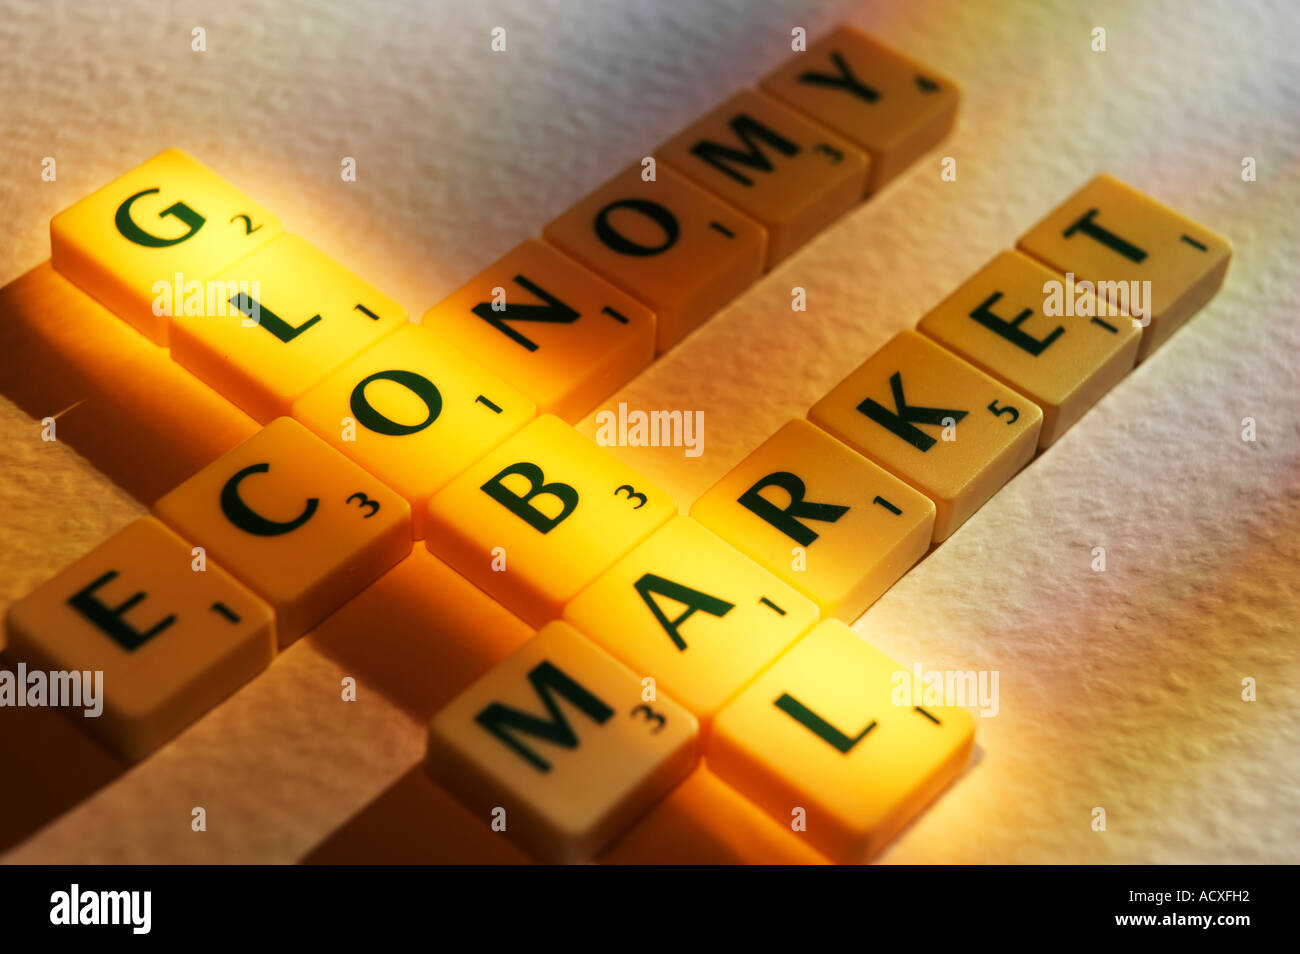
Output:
(425, 415), (675, 626)
(690, 419), (933, 620)
(543, 163), (765, 352)
(3, 517), (274, 760)
(426, 620), (698, 863)
(709, 619), (975, 863)
(153, 417), (411, 646)
(918, 249), (1140, 448)
(421, 238), (654, 422)
(809, 331), (1041, 541)
(50, 148), (282, 344)
(657, 88), (868, 267)
(761, 26), (959, 194)
(1017, 174), (1231, 361)
(291, 322), (535, 539)
(564, 516), (818, 733)
(170, 234), (406, 422)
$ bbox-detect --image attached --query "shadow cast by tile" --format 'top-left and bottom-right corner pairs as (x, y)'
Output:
(306, 548), (532, 723)
(301, 764), (533, 865)
(0, 262), (257, 505)
(0, 653), (129, 853)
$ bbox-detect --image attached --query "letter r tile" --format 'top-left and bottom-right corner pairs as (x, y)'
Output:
(690, 419), (933, 621)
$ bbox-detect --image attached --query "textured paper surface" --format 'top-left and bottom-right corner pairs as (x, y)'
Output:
(1, 0), (1297, 863)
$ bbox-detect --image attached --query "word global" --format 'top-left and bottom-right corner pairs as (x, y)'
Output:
(593, 402), (704, 458)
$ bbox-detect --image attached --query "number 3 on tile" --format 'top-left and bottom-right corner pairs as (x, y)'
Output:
(346, 492), (380, 517)
(615, 484), (647, 509)
(631, 704), (667, 733)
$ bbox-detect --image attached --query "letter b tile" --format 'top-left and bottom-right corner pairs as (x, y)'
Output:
(425, 415), (676, 626)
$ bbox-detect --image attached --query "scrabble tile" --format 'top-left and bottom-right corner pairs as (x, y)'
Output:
(599, 767), (829, 865)
(809, 331), (1041, 542)
(50, 148), (281, 345)
(421, 239), (655, 422)
(657, 89), (868, 267)
(1017, 174), (1232, 361)
(564, 516), (816, 734)
(292, 323), (535, 539)
(543, 162), (765, 352)
(170, 234), (406, 423)
(0, 263), (258, 503)
(709, 618), (975, 863)
(3, 517), (275, 761)
(425, 620), (698, 864)
(425, 414), (675, 626)
(918, 250), (1141, 448)
(761, 26), (959, 195)
(153, 417), (411, 646)
(690, 419), (933, 621)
